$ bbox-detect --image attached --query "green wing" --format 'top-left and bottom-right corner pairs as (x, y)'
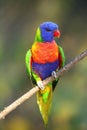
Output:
(25, 49), (42, 85)
(52, 45), (65, 91)
(25, 49), (32, 77)
(58, 45), (65, 68)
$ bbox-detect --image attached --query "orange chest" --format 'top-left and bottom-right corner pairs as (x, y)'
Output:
(32, 41), (59, 63)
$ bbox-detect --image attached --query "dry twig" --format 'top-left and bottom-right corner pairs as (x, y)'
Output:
(0, 49), (87, 120)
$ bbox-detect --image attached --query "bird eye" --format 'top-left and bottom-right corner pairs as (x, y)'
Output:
(45, 28), (51, 32)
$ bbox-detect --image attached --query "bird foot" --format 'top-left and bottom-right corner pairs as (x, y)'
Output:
(51, 71), (57, 79)
(37, 80), (44, 90)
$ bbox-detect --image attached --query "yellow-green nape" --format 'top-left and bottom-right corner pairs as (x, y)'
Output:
(34, 27), (43, 42)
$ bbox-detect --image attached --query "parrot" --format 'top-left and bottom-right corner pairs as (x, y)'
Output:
(25, 21), (65, 125)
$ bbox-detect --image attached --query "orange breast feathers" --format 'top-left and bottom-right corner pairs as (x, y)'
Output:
(31, 41), (59, 63)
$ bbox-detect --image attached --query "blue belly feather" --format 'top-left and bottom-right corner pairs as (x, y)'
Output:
(32, 60), (59, 80)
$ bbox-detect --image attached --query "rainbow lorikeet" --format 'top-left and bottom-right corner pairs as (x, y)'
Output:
(26, 21), (65, 125)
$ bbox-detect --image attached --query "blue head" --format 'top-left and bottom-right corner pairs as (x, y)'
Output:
(35, 21), (60, 42)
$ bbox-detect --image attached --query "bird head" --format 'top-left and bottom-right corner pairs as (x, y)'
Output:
(35, 21), (60, 42)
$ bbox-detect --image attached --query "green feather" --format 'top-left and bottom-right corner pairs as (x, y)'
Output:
(42, 91), (49, 103)
(25, 49), (32, 77)
(59, 45), (65, 67)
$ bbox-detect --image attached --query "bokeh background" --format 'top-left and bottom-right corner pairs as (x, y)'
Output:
(0, 0), (87, 130)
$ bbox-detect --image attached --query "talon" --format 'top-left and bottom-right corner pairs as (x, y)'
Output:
(37, 81), (44, 90)
(52, 71), (57, 79)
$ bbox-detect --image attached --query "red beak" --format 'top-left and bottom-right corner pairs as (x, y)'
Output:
(54, 29), (60, 38)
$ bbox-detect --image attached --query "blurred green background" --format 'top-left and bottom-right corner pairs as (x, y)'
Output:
(0, 0), (87, 130)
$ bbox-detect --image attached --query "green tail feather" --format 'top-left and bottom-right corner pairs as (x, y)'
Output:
(37, 85), (52, 126)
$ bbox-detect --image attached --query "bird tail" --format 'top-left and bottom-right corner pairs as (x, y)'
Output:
(37, 85), (52, 126)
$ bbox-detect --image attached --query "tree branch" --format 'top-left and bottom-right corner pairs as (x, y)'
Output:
(0, 49), (87, 120)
